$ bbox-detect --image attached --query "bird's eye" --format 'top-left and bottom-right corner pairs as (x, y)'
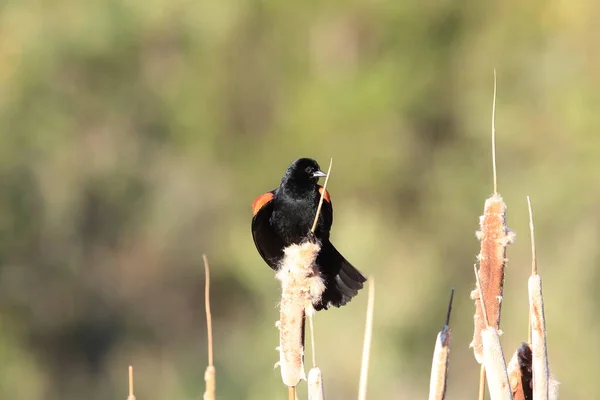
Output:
(305, 166), (312, 174)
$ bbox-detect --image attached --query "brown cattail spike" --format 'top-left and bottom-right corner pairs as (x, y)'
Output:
(470, 194), (515, 363)
(471, 72), (515, 364)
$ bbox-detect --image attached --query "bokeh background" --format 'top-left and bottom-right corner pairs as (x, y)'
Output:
(1, 0), (599, 398)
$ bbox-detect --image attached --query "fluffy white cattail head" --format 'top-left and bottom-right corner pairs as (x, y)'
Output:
(275, 240), (326, 387)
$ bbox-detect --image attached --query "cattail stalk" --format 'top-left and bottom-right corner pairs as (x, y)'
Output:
(428, 289), (454, 400)
(202, 255), (216, 400)
(306, 290), (326, 399)
(127, 365), (136, 400)
(358, 278), (375, 400)
(471, 71), (515, 364)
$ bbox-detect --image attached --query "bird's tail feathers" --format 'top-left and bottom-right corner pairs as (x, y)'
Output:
(314, 242), (367, 310)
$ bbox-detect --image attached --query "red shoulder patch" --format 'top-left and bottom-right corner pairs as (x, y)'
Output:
(252, 192), (274, 216)
(318, 186), (331, 203)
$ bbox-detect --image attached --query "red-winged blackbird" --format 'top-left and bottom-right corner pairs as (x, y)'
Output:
(251, 158), (366, 310)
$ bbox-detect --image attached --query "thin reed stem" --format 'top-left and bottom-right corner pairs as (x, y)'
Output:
(492, 69), (498, 194)
(527, 196), (537, 277)
(309, 314), (317, 368)
(358, 278), (375, 400)
(127, 365), (136, 400)
(479, 365), (486, 400)
(202, 254), (216, 400)
(311, 159), (333, 233)
(203, 254), (214, 367)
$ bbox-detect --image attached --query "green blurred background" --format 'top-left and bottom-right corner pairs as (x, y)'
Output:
(1, 0), (598, 398)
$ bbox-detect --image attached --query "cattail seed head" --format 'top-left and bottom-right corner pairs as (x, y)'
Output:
(471, 193), (515, 363)
(275, 240), (325, 386)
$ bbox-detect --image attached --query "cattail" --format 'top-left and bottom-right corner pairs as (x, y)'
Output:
(526, 197), (555, 400)
(127, 365), (136, 400)
(428, 289), (454, 400)
(276, 239), (326, 387)
(202, 255), (216, 400)
(307, 367), (325, 400)
(471, 71), (515, 367)
(470, 193), (515, 362)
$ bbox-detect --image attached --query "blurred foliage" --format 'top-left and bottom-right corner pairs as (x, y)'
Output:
(1, 0), (599, 398)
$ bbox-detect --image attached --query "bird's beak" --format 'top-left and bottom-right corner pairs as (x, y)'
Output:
(312, 170), (327, 178)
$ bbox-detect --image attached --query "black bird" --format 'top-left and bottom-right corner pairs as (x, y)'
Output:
(251, 158), (366, 310)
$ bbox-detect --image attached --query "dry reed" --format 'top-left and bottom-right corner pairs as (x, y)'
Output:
(358, 278), (375, 400)
(202, 254), (216, 400)
(127, 365), (136, 400)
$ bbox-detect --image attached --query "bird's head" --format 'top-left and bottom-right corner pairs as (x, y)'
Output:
(282, 158), (327, 187)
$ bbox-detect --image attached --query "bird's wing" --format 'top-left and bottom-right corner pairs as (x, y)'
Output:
(251, 191), (285, 270)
